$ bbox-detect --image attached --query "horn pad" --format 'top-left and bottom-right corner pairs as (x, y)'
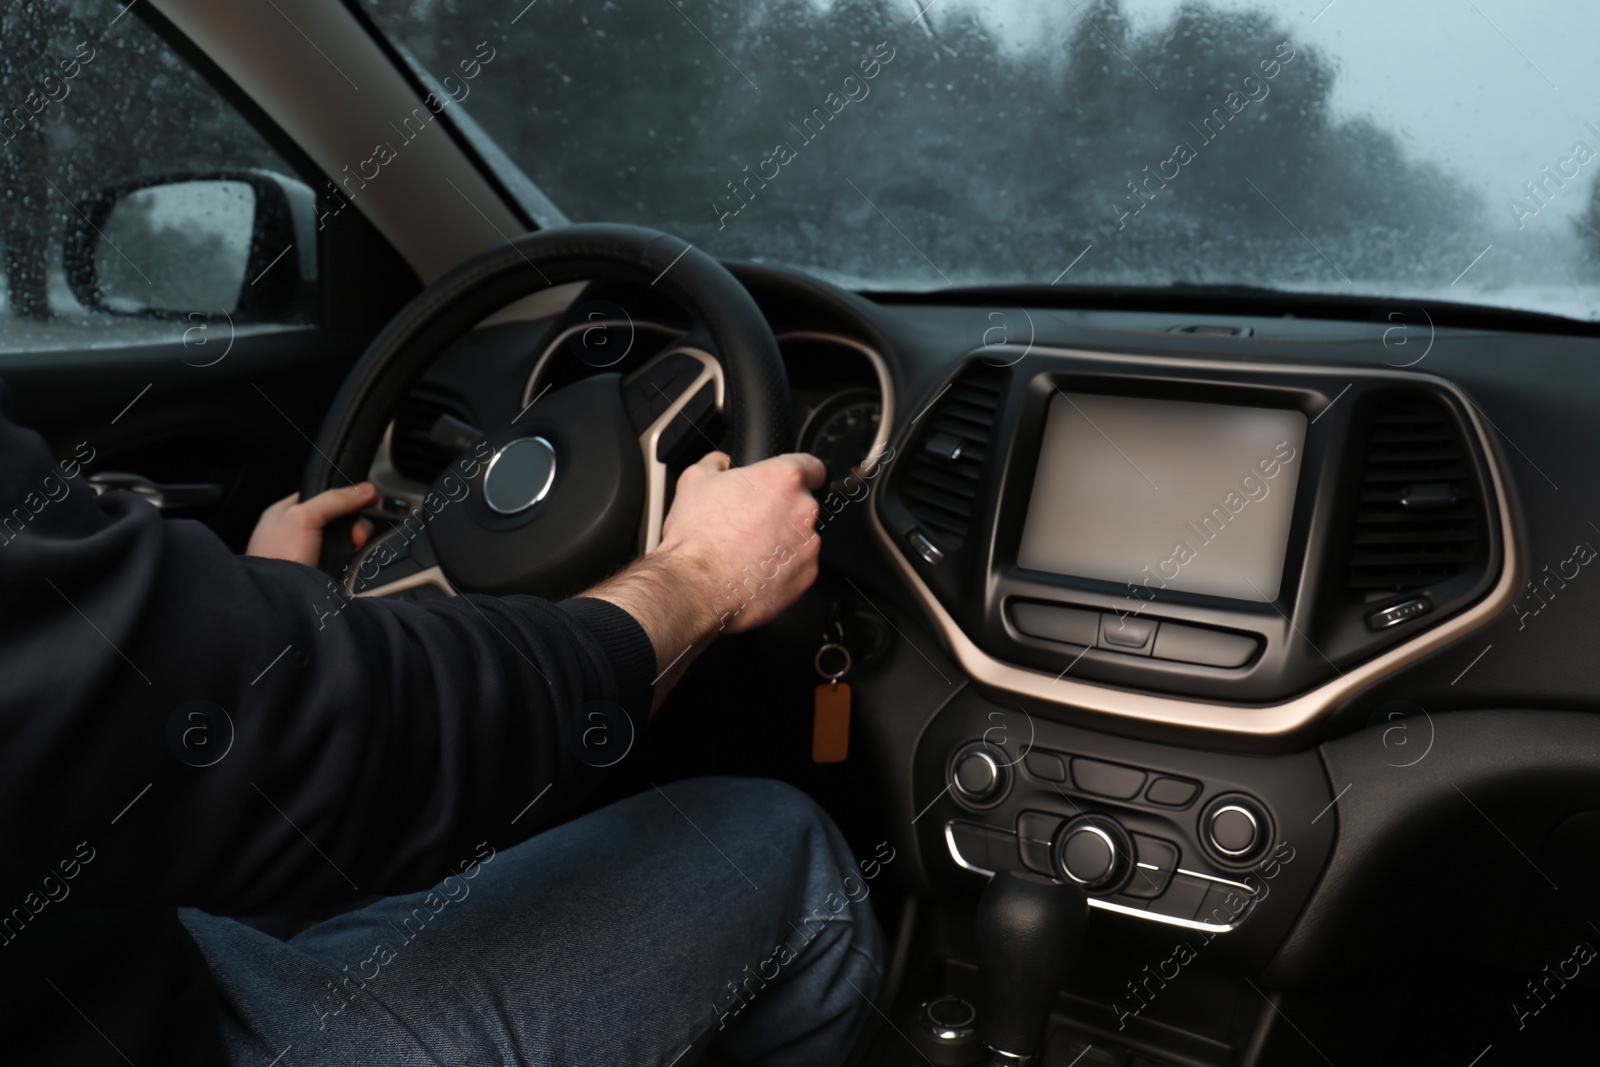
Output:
(429, 374), (644, 598)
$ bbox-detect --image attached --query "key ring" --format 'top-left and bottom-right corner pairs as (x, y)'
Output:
(815, 642), (852, 687)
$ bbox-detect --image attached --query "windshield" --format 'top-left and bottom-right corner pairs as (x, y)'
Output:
(359, 0), (1600, 321)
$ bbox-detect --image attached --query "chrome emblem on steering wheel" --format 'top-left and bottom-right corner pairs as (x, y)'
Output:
(483, 436), (557, 515)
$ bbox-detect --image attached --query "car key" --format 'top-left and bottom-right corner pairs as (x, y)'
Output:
(812, 629), (852, 764)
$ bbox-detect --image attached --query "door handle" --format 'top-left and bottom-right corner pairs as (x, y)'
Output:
(87, 472), (225, 511)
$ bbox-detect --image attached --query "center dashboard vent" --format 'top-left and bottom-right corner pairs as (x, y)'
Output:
(898, 365), (1005, 550)
(1345, 394), (1487, 598)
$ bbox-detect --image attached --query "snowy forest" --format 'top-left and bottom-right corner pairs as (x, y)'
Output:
(3, 0), (1598, 330)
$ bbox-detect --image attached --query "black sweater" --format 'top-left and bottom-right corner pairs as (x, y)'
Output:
(0, 386), (657, 1064)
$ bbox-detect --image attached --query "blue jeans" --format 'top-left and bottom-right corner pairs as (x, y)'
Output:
(178, 777), (886, 1066)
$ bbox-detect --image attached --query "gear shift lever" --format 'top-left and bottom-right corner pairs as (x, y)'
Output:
(974, 871), (1089, 1066)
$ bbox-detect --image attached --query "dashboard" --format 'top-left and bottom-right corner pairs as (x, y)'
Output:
(343, 257), (1600, 1003)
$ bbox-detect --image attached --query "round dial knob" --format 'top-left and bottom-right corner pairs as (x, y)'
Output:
(1052, 816), (1131, 892)
(1202, 795), (1269, 864)
(912, 995), (982, 1066)
(950, 743), (1007, 806)
(917, 994), (977, 1040)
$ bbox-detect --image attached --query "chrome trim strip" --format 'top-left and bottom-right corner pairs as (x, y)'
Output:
(522, 323), (899, 556)
(872, 352), (1519, 737)
(482, 436), (557, 515)
(1090, 897), (1247, 933)
(355, 564), (456, 600)
(368, 420), (429, 514)
(944, 821), (997, 877)
(526, 323), (896, 468)
(1208, 804), (1259, 857)
(634, 347), (724, 554)
(943, 820), (1248, 932)
(775, 330), (897, 471)
(1176, 867), (1258, 894)
(522, 320), (686, 408)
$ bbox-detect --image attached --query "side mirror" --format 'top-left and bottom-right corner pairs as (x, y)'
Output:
(63, 170), (318, 323)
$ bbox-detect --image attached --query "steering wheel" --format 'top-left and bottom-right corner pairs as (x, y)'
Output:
(301, 223), (793, 598)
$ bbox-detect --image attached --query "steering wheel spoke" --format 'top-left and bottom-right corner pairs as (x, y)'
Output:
(346, 525), (456, 600)
(623, 346), (725, 553)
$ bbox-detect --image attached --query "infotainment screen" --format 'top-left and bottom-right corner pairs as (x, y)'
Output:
(1018, 393), (1308, 602)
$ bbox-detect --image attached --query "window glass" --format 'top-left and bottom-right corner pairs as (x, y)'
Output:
(0, 2), (319, 353)
(361, 0), (1600, 321)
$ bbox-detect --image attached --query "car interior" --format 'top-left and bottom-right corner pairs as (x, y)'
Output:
(6, 1), (1600, 1065)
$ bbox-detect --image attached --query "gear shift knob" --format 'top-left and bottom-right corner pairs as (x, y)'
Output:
(974, 870), (1089, 1065)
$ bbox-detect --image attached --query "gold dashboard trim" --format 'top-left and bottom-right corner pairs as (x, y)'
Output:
(775, 330), (897, 474)
(524, 323), (896, 473)
(868, 349), (1521, 738)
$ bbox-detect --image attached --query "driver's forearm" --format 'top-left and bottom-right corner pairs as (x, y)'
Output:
(584, 546), (721, 712)
(0, 379), (660, 915)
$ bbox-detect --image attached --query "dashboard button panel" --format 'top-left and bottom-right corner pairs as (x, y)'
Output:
(1149, 873), (1210, 920)
(1023, 751), (1068, 782)
(944, 819), (1265, 933)
(1125, 833), (1180, 899)
(906, 528), (945, 566)
(1150, 622), (1259, 667)
(1015, 810), (1062, 875)
(1009, 600), (1261, 669)
(1199, 882), (1253, 928)
(1010, 602), (1099, 646)
(1367, 596), (1432, 630)
(925, 692), (1334, 941)
(946, 821), (1016, 875)
(1145, 776), (1201, 808)
(1072, 757), (1146, 800)
(1099, 614), (1157, 655)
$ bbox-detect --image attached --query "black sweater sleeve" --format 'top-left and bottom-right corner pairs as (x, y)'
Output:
(0, 387), (656, 915)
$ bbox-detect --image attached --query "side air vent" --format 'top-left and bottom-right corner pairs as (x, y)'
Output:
(390, 392), (474, 484)
(899, 366), (1005, 549)
(1346, 395), (1486, 598)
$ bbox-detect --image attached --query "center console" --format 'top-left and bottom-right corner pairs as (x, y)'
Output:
(874, 349), (1511, 729)
(859, 346), (1515, 1063)
(875, 349), (1503, 935)
(918, 691), (1334, 957)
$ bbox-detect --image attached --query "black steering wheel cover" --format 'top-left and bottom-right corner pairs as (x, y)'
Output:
(302, 223), (792, 498)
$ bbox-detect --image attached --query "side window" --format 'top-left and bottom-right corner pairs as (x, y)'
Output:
(0, 3), (319, 354)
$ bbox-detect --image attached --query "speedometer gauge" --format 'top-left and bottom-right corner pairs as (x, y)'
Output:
(798, 389), (882, 492)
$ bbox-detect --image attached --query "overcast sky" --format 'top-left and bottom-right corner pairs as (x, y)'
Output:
(933, 0), (1600, 235)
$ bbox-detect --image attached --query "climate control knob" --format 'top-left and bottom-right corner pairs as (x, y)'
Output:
(1201, 794), (1269, 864)
(949, 743), (1008, 807)
(1052, 815), (1132, 893)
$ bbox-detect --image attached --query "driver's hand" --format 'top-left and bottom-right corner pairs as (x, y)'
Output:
(246, 483), (379, 566)
(657, 451), (827, 634)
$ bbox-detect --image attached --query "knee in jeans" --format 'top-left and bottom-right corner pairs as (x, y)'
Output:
(675, 776), (827, 831)
(666, 777), (844, 869)
(739, 778), (837, 849)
